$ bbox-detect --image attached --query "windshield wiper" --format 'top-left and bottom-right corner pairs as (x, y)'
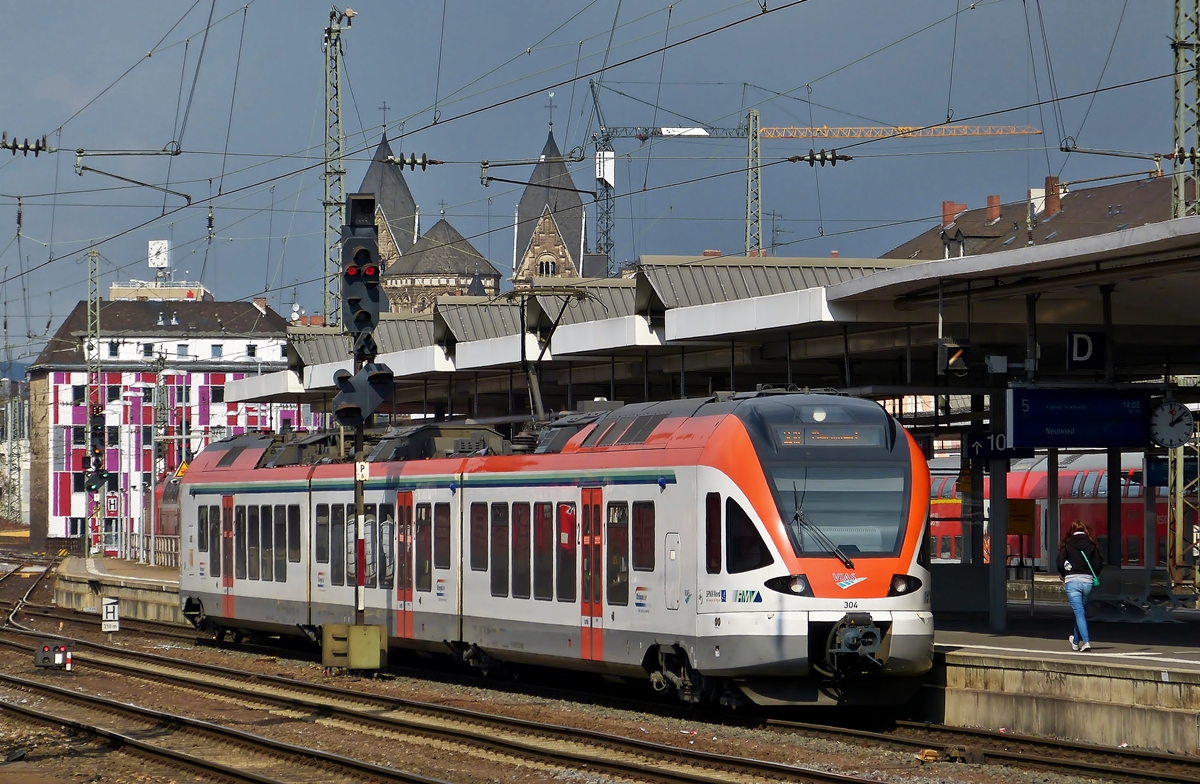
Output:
(792, 481), (855, 569)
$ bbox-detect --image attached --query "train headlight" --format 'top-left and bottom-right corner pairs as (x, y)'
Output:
(765, 574), (815, 597)
(887, 574), (923, 596)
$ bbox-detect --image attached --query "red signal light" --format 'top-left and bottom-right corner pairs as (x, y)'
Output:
(363, 264), (378, 277)
(345, 265), (360, 277)
(42, 645), (49, 652)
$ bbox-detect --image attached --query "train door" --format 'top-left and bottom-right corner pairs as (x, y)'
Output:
(664, 532), (681, 610)
(221, 495), (234, 617)
(396, 491), (414, 639)
(580, 487), (604, 661)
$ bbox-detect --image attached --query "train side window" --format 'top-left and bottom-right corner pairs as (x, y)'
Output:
(930, 478), (946, 499)
(364, 504), (378, 589)
(415, 504), (432, 592)
(606, 502), (630, 606)
(705, 493), (722, 574)
(491, 503), (510, 597)
(942, 481), (957, 499)
(434, 503), (451, 570)
(346, 504), (358, 586)
(330, 504), (345, 586)
(1127, 536), (1140, 564)
(1070, 472), (1086, 498)
(512, 503), (531, 600)
(556, 502), (577, 602)
(726, 498), (774, 573)
(470, 503), (488, 571)
(210, 506), (222, 578)
(380, 503), (396, 590)
(632, 501), (655, 571)
(533, 502), (554, 600)
(234, 506), (248, 580)
(197, 506), (209, 552)
(259, 506), (272, 582)
(953, 535), (962, 560)
(287, 505), (301, 564)
(275, 505), (289, 582)
(247, 506), (260, 581)
(315, 504), (330, 564)
(941, 535), (951, 559)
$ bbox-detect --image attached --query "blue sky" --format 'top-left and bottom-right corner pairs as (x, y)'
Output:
(0, 1), (1173, 360)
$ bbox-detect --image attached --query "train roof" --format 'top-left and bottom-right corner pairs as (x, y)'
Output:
(929, 451), (1151, 474)
(189, 390), (895, 472)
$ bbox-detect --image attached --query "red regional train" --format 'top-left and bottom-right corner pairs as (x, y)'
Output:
(170, 392), (934, 706)
(928, 453), (1166, 569)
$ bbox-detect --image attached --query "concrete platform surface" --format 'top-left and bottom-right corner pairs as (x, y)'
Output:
(938, 607), (1200, 672)
(58, 556), (179, 585)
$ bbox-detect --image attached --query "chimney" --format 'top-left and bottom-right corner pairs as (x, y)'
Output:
(1044, 175), (1061, 216)
(830, 250), (839, 258)
(986, 194), (1001, 223)
(702, 249), (722, 257)
(310, 314), (325, 327)
(252, 297), (267, 315)
(942, 200), (968, 227)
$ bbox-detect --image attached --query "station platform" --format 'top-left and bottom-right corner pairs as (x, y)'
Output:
(928, 610), (1200, 755)
(52, 556), (182, 625)
(36, 558), (1200, 754)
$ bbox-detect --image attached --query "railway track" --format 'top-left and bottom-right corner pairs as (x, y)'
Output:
(0, 631), (898, 784)
(0, 669), (448, 784)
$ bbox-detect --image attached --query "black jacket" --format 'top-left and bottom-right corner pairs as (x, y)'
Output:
(1056, 533), (1103, 579)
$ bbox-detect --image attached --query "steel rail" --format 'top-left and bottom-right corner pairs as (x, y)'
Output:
(0, 632), (887, 784)
(0, 670), (450, 784)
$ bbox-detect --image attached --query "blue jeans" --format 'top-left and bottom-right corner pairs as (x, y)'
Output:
(1065, 580), (1093, 645)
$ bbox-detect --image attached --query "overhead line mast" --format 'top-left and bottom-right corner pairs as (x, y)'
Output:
(323, 6), (356, 326)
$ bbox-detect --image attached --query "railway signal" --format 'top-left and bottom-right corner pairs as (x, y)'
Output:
(341, 193), (385, 360)
(331, 364), (394, 428)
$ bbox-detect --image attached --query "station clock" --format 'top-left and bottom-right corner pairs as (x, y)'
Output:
(1150, 400), (1195, 448)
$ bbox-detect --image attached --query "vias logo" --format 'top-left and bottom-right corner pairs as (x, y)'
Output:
(834, 572), (866, 589)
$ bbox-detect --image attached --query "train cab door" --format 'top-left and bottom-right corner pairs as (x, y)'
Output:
(221, 495), (235, 617)
(396, 491), (414, 639)
(580, 487), (604, 661)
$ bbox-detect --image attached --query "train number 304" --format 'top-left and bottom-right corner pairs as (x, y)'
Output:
(844, 601), (858, 609)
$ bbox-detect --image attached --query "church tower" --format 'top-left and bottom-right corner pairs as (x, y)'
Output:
(358, 134), (419, 274)
(513, 129), (585, 286)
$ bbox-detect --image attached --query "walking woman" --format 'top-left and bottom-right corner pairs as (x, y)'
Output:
(1056, 521), (1103, 652)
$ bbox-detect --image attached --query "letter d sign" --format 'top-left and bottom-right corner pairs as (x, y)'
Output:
(1066, 331), (1105, 371)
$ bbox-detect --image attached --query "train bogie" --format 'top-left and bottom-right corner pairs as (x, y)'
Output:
(176, 394), (935, 706)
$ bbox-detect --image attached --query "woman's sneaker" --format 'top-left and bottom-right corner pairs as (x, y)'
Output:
(1069, 635), (1079, 651)
(1080, 641), (1091, 652)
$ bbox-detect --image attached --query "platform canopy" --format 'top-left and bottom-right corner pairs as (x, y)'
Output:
(228, 215), (1200, 418)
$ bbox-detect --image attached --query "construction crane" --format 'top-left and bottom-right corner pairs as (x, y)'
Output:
(759, 125), (1042, 139)
(588, 81), (1042, 266)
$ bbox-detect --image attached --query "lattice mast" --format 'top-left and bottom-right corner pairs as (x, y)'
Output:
(745, 109), (762, 256)
(323, 7), (352, 325)
(1174, 0), (1199, 219)
(86, 247), (101, 550)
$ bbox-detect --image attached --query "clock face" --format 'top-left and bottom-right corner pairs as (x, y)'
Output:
(1150, 401), (1195, 448)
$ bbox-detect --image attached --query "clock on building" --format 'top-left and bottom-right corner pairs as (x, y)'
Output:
(148, 240), (170, 269)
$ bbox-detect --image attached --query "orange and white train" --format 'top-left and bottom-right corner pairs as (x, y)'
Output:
(172, 391), (934, 706)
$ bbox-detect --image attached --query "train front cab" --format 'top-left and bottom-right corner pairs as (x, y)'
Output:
(682, 396), (933, 706)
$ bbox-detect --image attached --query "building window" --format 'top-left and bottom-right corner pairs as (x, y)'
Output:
(211, 386), (225, 403)
(72, 472), (85, 493)
(72, 426), (85, 445)
(72, 385), (86, 406)
(142, 426), (152, 449)
(211, 344), (223, 359)
(69, 518), (84, 537)
(108, 341), (119, 358)
(143, 386), (153, 403)
(106, 426), (119, 447)
(107, 385), (120, 403)
(177, 344), (188, 358)
(281, 345), (287, 359)
(246, 343), (257, 358)
(143, 343), (154, 357)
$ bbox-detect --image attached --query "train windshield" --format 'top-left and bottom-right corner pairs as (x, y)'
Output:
(767, 464), (909, 557)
